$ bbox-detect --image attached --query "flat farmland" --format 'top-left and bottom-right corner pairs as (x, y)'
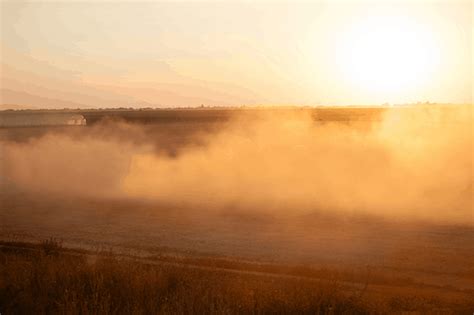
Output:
(1, 107), (473, 313)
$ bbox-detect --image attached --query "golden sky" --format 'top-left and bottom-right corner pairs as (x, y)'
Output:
(1, 0), (472, 108)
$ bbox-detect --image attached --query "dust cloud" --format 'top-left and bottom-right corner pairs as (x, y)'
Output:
(1, 106), (472, 225)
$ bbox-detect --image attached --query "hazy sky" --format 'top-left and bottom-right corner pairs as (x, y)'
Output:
(1, 0), (472, 108)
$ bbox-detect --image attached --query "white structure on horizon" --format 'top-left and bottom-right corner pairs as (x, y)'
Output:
(0, 112), (87, 127)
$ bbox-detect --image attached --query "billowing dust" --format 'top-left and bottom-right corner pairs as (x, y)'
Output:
(1, 106), (472, 225)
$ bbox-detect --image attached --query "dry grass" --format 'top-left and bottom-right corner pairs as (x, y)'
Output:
(1, 240), (473, 314)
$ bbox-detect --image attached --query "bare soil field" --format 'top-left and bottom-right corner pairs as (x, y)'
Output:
(1, 107), (473, 313)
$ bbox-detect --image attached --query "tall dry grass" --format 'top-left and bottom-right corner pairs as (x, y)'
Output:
(1, 240), (473, 314)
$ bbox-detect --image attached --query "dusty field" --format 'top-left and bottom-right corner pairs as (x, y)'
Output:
(0, 107), (473, 313)
(1, 240), (474, 314)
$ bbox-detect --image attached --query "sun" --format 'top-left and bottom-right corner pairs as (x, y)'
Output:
(336, 13), (440, 98)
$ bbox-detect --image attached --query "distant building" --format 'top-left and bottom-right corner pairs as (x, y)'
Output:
(0, 112), (87, 127)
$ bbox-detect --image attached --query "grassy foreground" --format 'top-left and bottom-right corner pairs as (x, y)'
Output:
(0, 239), (473, 314)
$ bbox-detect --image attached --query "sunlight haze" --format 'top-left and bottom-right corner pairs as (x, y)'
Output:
(1, 0), (472, 108)
(1, 2), (474, 312)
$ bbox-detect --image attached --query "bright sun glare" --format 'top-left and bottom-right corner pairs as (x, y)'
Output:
(336, 13), (440, 97)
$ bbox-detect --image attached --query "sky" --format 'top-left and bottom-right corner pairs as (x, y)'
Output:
(0, 0), (472, 108)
